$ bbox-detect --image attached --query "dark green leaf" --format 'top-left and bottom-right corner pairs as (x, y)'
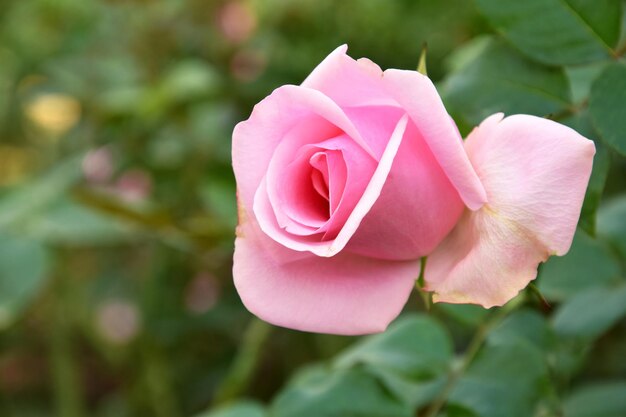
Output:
(589, 62), (626, 156)
(270, 366), (412, 417)
(559, 111), (609, 236)
(538, 229), (621, 301)
(335, 314), (452, 379)
(597, 195), (626, 261)
(435, 304), (489, 328)
(442, 39), (570, 128)
(564, 381), (626, 417)
(553, 284), (626, 338)
(20, 199), (138, 245)
(334, 314), (452, 408)
(0, 155), (83, 230)
(475, 0), (622, 65)
(195, 401), (265, 417)
(449, 343), (548, 417)
(0, 234), (50, 329)
(566, 62), (609, 104)
(488, 309), (553, 350)
(578, 142), (611, 235)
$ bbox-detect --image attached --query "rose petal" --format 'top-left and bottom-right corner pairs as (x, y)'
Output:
(233, 85), (376, 214)
(268, 133), (373, 237)
(343, 105), (406, 158)
(233, 216), (419, 335)
(302, 45), (397, 108)
(254, 115), (409, 257)
(346, 120), (464, 260)
(425, 114), (595, 307)
(382, 69), (488, 210)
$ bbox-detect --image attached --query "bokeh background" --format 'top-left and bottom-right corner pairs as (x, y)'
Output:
(1, 1), (625, 416)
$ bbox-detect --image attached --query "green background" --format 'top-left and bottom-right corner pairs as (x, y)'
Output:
(0, 0), (625, 416)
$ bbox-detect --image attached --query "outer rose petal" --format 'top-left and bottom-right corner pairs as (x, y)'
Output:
(381, 69), (487, 210)
(346, 120), (464, 260)
(425, 114), (595, 307)
(302, 45), (397, 108)
(233, 216), (420, 335)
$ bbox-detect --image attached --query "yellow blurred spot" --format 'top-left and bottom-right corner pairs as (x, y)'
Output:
(25, 93), (81, 136)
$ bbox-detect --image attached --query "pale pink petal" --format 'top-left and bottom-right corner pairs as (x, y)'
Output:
(233, 217), (419, 335)
(232, 85), (375, 213)
(302, 45), (397, 108)
(382, 69), (487, 210)
(465, 114), (595, 255)
(346, 120), (464, 260)
(425, 114), (595, 307)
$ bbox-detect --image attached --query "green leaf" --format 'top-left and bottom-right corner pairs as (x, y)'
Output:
(20, 199), (138, 245)
(364, 369), (446, 409)
(578, 142), (610, 235)
(538, 229), (621, 301)
(475, 0), (622, 65)
(435, 304), (489, 328)
(270, 366), (412, 417)
(0, 155), (83, 230)
(488, 309), (552, 350)
(559, 111), (609, 235)
(0, 234), (50, 329)
(195, 401), (265, 417)
(449, 343), (548, 417)
(566, 62), (609, 104)
(553, 284), (626, 338)
(597, 195), (626, 261)
(335, 314), (453, 379)
(589, 62), (626, 156)
(334, 314), (452, 408)
(564, 381), (626, 417)
(442, 39), (570, 128)
(160, 59), (221, 103)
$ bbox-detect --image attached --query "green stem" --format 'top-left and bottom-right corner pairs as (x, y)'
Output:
(140, 244), (181, 417)
(613, 41), (626, 58)
(50, 269), (84, 417)
(547, 98), (588, 122)
(422, 302), (518, 417)
(212, 318), (272, 406)
(72, 187), (231, 253)
(142, 342), (181, 417)
(415, 258), (432, 310)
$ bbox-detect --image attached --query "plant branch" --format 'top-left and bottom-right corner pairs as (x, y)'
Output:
(50, 266), (84, 417)
(212, 318), (272, 406)
(421, 301), (520, 417)
(72, 187), (231, 253)
(546, 98), (588, 122)
(612, 41), (626, 59)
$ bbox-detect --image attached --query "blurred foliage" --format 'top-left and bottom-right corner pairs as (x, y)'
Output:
(0, 0), (625, 416)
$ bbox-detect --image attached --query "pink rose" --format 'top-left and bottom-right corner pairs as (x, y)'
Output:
(232, 45), (594, 335)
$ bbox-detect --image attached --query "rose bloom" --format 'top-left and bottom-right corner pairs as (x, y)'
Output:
(232, 45), (594, 335)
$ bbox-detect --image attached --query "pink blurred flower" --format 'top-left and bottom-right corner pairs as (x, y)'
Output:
(230, 48), (267, 82)
(184, 272), (220, 314)
(115, 169), (152, 203)
(96, 299), (141, 345)
(217, 1), (257, 44)
(83, 147), (114, 183)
